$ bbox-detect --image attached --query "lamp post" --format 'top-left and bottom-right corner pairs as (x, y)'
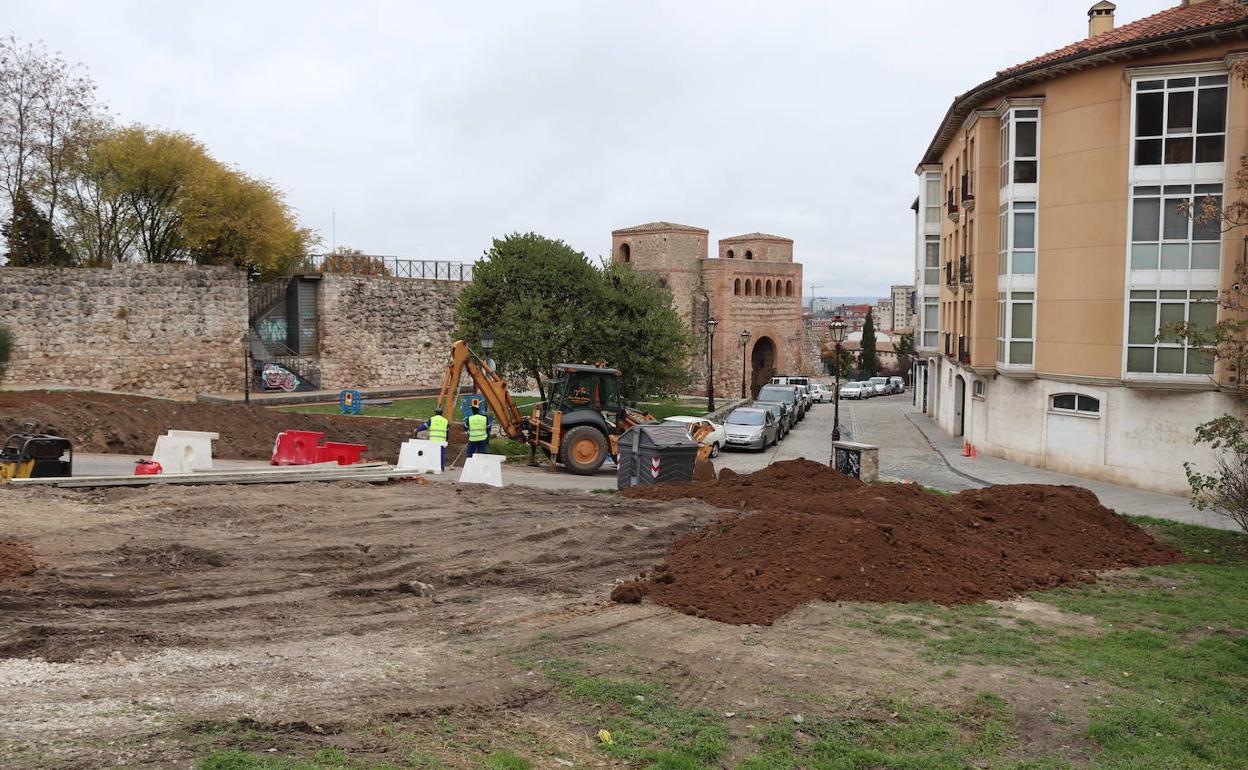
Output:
(829, 315), (847, 443)
(477, 329), (495, 394)
(739, 329), (752, 398)
(706, 318), (718, 413)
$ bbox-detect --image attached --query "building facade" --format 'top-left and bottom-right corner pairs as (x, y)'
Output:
(612, 222), (805, 397)
(891, 284), (917, 332)
(912, 0), (1248, 495)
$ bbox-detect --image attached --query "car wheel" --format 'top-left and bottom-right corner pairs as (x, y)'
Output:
(710, 442), (720, 459)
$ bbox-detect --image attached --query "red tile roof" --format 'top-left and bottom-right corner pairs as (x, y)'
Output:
(919, 1), (1248, 165)
(1000, 0), (1248, 76)
(612, 221), (708, 235)
(720, 232), (794, 243)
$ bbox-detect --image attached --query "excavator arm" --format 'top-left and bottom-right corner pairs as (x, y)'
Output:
(436, 340), (528, 440)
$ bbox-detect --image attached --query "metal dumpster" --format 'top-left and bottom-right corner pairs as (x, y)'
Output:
(617, 424), (700, 491)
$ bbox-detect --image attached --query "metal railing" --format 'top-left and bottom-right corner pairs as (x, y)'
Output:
(959, 255), (973, 288)
(248, 276), (292, 323)
(296, 254), (475, 281)
(958, 335), (970, 365)
(946, 188), (959, 220)
(945, 260), (955, 287)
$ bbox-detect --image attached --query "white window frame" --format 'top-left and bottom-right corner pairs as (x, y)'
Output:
(972, 380), (985, 400)
(1124, 67), (1227, 380)
(921, 298), (939, 350)
(1131, 74), (1228, 169)
(999, 108), (1039, 191)
(1049, 393), (1101, 418)
(996, 291), (1034, 368)
(924, 235), (940, 286)
(1125, 289), (1217, 377)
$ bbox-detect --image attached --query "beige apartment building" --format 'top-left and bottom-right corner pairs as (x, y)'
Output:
(912, 0), (1248, 494)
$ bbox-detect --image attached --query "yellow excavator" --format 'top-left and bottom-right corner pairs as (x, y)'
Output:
(435, 340), (675, 475)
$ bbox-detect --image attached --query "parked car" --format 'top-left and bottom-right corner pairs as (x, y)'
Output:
(808, 383), (832, 403)
(661, 415), (725, 458)
(839, 381), (869, 400)
(888, 376), (905, 394)
(868, 376), (889, 396)
(751, 400), (790, 438)
(723, 408), (779, 450)
(757, 384), (804, 421)
(772, 376), (813, 409)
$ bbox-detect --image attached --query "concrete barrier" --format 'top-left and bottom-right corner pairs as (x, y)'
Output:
(458, 454), (504, 487)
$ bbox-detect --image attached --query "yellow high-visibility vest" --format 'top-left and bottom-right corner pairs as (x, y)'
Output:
(467, 413), (489, 442)
(428, 415), (449, 442)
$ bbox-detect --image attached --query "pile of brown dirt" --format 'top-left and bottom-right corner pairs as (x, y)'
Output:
(0, 541), (37, 580)
(615, 459), (1184, 624)
(0, 390), (431, 462)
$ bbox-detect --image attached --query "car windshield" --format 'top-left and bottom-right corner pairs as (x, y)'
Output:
(728, 410), (765, 426)
(870, 378), (886, 384)
(757, 387), (794, 403)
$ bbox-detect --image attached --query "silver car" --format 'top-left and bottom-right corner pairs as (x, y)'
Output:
(751, 400), (790, 438)
(839, 381), (869, 399)
(868, 377), (889, 396)
(723, 407), (779, 450)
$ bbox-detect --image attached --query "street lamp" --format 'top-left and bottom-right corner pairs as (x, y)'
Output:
(480, 329), (495, 351)
(706, 318), (718, 413)
(739, 329), (752, 398)
(829, 315), (847, 443)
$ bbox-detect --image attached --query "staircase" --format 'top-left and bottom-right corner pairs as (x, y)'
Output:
(247, 277), (323, 390)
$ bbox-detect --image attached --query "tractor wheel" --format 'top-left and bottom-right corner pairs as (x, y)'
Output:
(559, 426), (609, 475)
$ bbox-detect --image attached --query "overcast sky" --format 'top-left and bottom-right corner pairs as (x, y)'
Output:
(10, 0), (1173, 297)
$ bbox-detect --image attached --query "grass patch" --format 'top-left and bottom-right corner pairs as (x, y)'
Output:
(853, 520), (1248, 769)
(279, 396), (706, 423)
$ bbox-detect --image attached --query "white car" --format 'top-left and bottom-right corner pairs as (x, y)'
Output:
(868, 376), (889, 396)
(839, 381), (869, 399)
(809, 384), (832, 403)
(661, 415), (726, 458)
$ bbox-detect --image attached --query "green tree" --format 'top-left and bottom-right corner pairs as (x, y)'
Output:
(895, 331), (915, 356)
(859, 309), (878, 378)
(590, 263), (694, 399)
(1, 188), (73, 266)
(454, 233), (603, 400)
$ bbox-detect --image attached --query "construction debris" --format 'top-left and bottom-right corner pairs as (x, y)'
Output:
(7, 462), (414, 489)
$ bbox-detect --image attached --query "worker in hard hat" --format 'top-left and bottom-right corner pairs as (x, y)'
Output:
(414, 407), (450, 469)
(465, 404), (490, 458)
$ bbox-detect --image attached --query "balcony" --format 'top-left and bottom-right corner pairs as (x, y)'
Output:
(946, 188), (960, 222)
(944, 260), (955, 288)
(958, 335), (970, 365)
(958, 255), (973, 290)
(960, 171), (975, 212)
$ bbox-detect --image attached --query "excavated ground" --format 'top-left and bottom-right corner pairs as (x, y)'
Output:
(0, 390), (435, 461)
(616, 459), (1184, 624)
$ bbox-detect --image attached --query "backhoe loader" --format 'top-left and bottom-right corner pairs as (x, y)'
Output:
(435, 340), (660, 475)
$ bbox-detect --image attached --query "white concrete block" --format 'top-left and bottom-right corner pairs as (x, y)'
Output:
(163, 430), (217, 471)
(458, 454), (504, 487)
(397, 439), (447, 474)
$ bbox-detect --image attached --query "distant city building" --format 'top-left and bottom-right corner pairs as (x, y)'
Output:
(874, 298), (894, 331)
(891, 284), (916, 332)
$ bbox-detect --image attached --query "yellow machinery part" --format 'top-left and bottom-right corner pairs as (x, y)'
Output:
(1, 459), (36, 481)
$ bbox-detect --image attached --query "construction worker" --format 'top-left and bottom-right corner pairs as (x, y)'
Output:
(465, 404), (490, 458)
(414, 407), (450, 469)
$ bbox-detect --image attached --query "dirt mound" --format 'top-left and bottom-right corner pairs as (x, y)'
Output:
(110, 542), (232, 571)
(617, 460), (1183, 624)
(0, 541), (37, 580)
(0, 390), (429, 461)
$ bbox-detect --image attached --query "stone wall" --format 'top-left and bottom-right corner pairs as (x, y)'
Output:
(316, 274), (467, 389)
(0, 264), (248, 398)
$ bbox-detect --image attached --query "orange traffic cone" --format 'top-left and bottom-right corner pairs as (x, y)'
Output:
(970, 445), (978, 459)
(962, 442), (971, 457)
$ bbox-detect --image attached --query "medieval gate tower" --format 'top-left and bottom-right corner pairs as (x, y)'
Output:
(611, 221), (805, 398)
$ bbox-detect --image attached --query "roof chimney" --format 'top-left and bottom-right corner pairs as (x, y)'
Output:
(1088, 1), (1116, 38)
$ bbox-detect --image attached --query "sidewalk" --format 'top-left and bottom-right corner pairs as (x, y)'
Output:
(897, 404), (1237, 531)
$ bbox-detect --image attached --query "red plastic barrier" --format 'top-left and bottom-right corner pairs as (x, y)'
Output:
(271, 430), (327, 466)
(318, 441), (367, 466)
(134, 459), (163, 475)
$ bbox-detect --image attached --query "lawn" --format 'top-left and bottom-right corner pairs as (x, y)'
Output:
(190, 519), (1247, 769)
(278, 395), (712, 423)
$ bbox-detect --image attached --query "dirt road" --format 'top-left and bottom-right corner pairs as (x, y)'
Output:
(0, 478), (1121, 768)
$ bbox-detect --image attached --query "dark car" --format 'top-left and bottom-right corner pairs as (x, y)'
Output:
(751, 400), (790, 439)
(723, 408), (779, 451)
(757, 384), (803, 424)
